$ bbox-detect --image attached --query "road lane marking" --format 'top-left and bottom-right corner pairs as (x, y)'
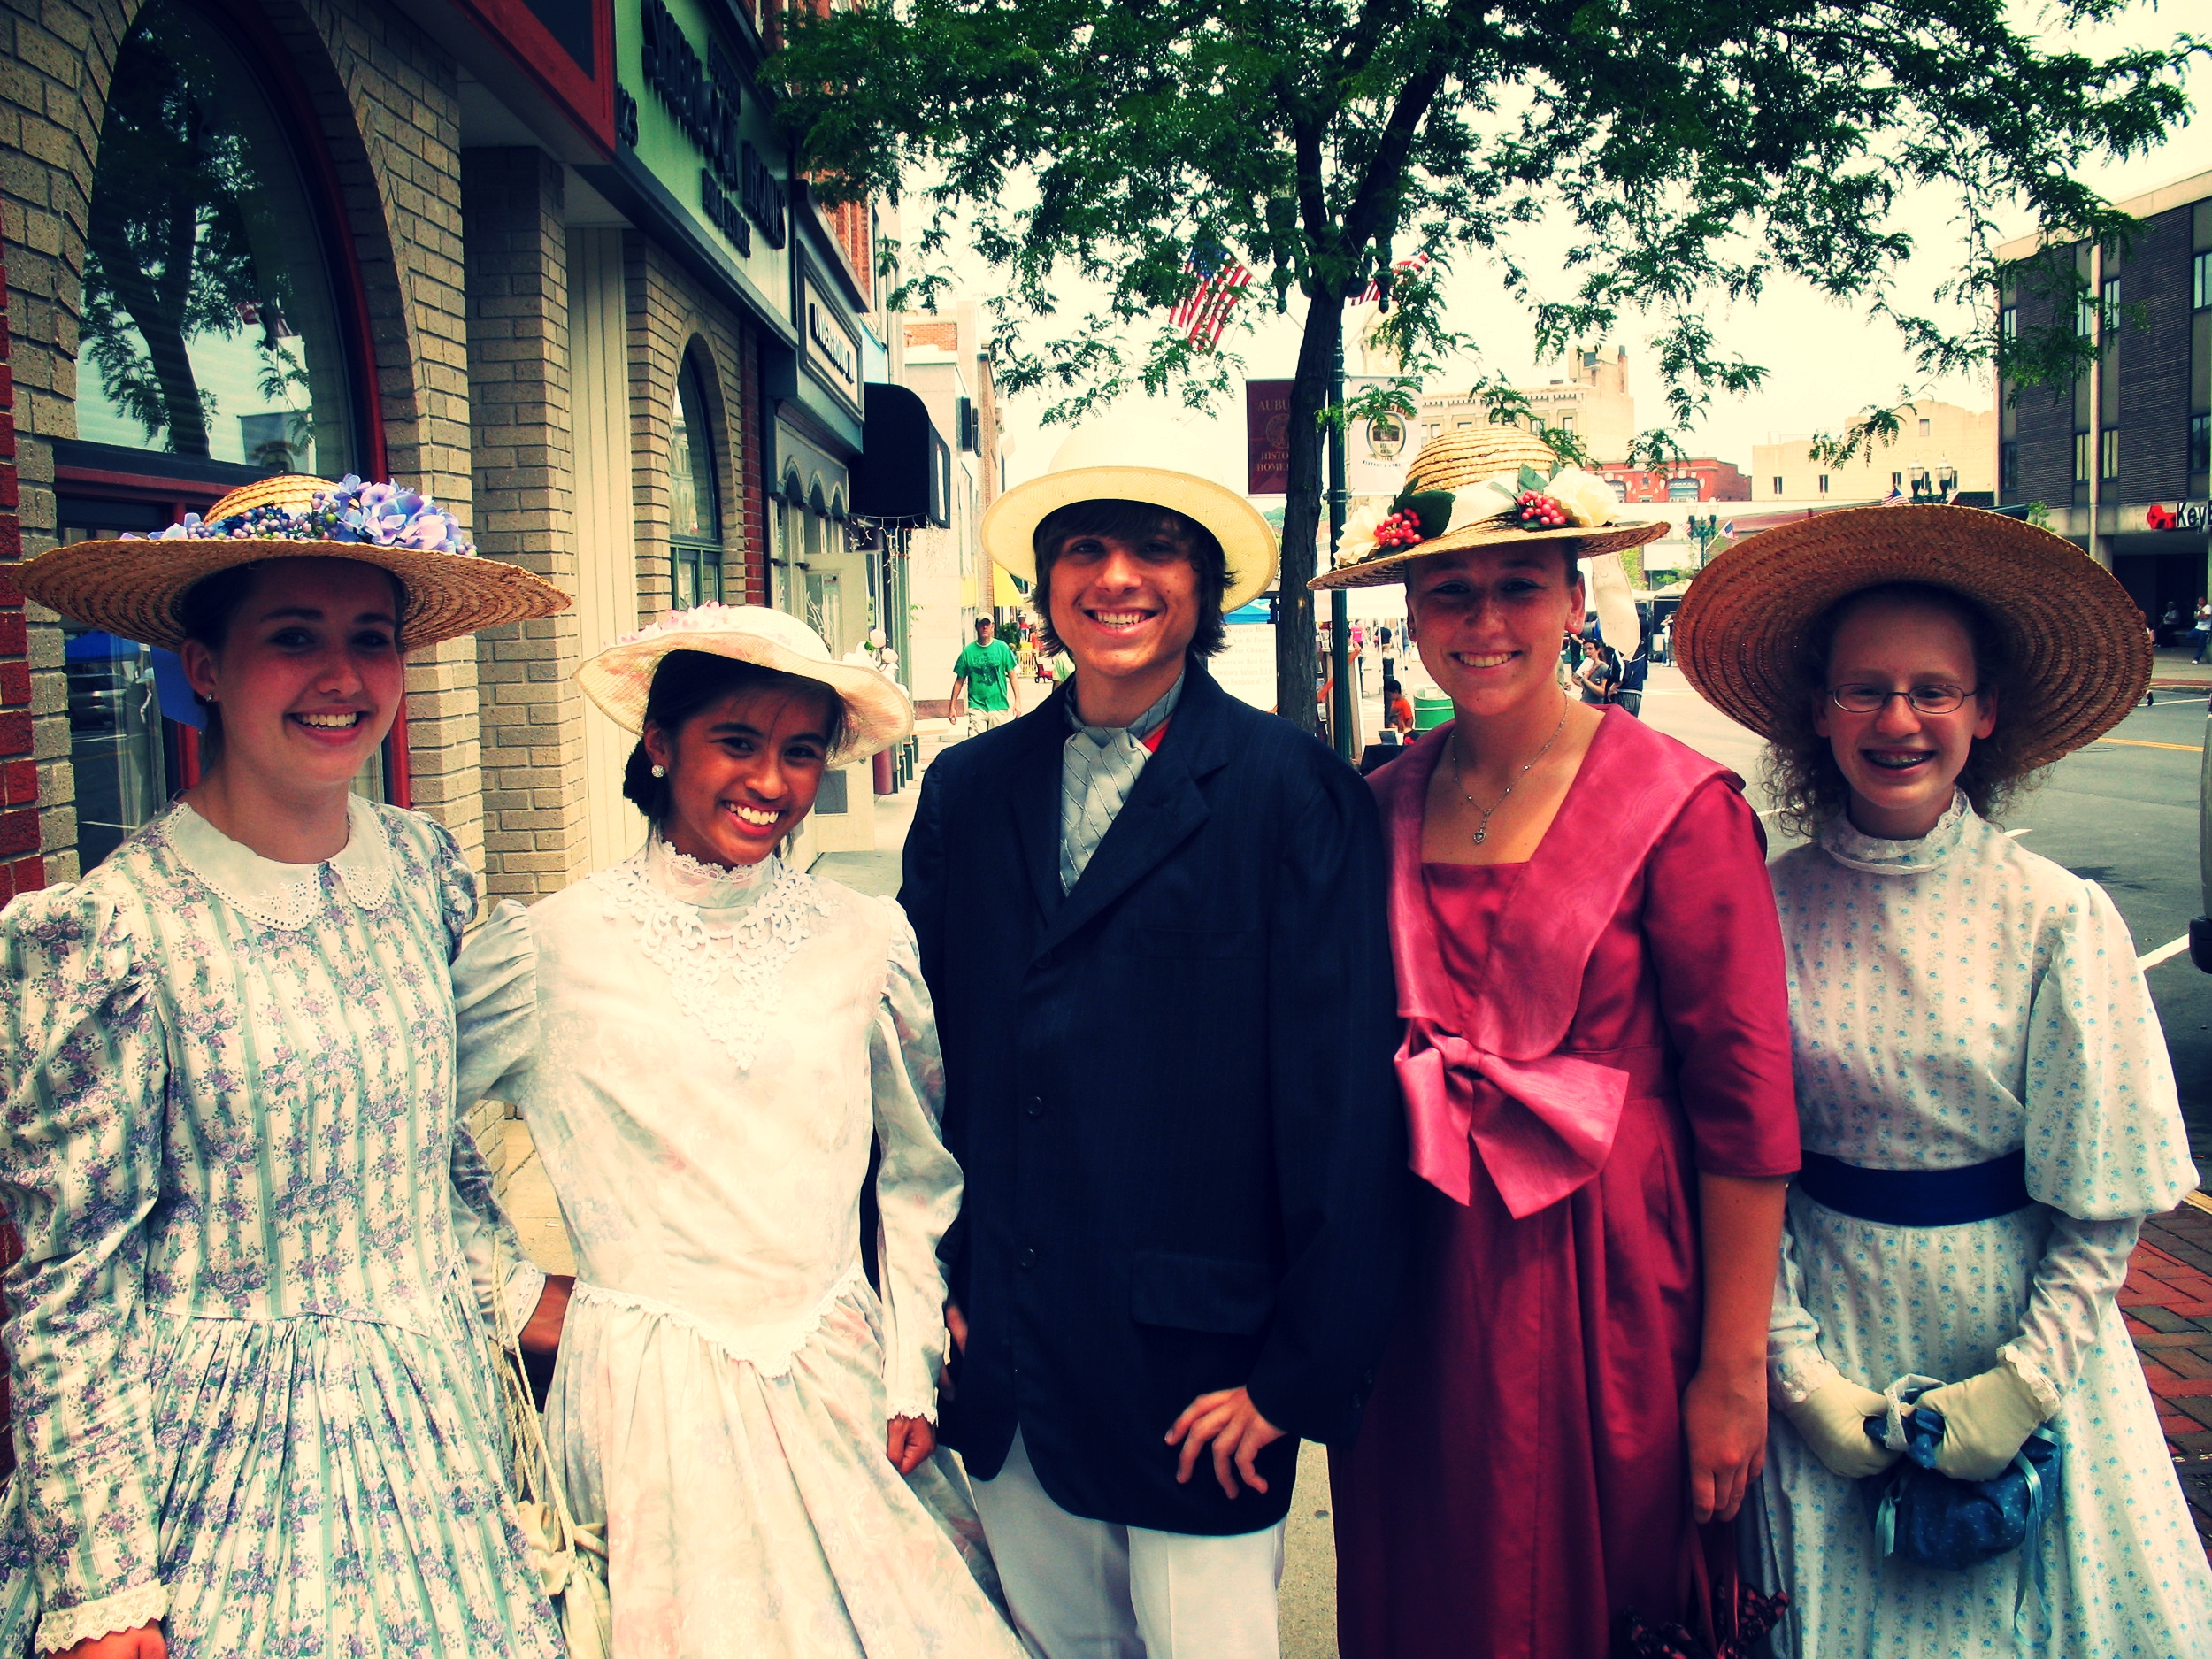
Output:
(2139, 935), (2193, 971)
(2101, 738), (2203, 753)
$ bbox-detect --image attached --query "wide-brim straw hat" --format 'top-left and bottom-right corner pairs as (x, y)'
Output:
(1675, 503), (2150, 770)
(982, 419), (1279, 613)
(17, 474), (569, 650)
(1309, 425), (1668, 590)
(577, 603), (914, 763)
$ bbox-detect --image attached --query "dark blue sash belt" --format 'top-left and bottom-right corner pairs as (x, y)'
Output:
(1797, 1148), (2033, 1227)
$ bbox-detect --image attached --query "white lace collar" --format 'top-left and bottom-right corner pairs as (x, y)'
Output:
(1818, 789), (1974, 875)
(645, 834), (772, 911)
(165, 795), (393, 929)
(590, 848), (835, 1069)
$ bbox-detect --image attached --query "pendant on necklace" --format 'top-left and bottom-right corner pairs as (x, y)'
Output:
(1471, 826), (1487, 847)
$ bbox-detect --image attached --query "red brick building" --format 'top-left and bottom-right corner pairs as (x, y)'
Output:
(1599, 458), (1752, 505)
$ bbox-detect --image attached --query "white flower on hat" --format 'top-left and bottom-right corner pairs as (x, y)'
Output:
(1337, 501), (1392, 568)
(1546, 468), (1622, 529)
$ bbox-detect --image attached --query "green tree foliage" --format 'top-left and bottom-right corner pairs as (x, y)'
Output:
(773, 0), (2199, 730)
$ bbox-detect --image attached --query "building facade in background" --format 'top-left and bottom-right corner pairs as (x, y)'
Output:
(1, 0), (943, 901)
(1413, 346), (1637, 465)
(1600, 457), (1750, 504)
(1751, 401), (1994, 505)
(900, 303), (1007, 705)
(1997, 167), (2212, 627)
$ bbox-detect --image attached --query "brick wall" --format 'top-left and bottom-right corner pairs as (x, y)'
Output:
(0, 223), (37, 906)
(0, 0), (488, 876)
(462, 146), (588, 902)
(735, 317), (766, 603)
(2111, 204), (2197, 504)
(623, 233), (759, 623)
(2008, 249), (2079, 510)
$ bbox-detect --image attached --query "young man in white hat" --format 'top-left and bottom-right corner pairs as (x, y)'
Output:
(900, 426), (1411, 1658)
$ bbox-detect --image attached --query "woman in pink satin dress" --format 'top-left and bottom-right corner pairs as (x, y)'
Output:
(1313, 430), (1800, 1657)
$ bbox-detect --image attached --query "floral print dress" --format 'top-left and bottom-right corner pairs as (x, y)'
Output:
(1748, 794), (2212, 1656)
(0, 798), (562, 1658)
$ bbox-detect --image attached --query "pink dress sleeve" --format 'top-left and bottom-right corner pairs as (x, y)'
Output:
(1640, 778), (1800, 1179)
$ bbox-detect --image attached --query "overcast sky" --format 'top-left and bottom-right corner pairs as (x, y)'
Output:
(957, 6), (2209, 494)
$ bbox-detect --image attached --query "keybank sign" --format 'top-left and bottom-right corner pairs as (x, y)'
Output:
(637, 0), (786, 256)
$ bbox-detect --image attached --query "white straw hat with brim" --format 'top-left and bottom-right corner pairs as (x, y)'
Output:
(1674, 503), (2150, 771)
(1308, 426), (1668, 591)
(577, 603), (914, 763)
(18, 474), (569, 650)
(982, 420), (1279, 613)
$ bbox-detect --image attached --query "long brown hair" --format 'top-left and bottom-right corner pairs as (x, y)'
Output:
(1762, 582), (2042, 838)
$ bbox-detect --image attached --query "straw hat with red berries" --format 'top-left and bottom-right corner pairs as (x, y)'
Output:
(1310, 425), (1668, 591)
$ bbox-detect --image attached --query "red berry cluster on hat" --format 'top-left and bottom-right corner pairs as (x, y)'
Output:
(1516, 491), (1569, 529)
(1373, 509), (1425, 549)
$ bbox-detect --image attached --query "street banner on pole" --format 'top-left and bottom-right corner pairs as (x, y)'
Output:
(1345, 375), (1410, 498)
(1246, 380), (1294, 495)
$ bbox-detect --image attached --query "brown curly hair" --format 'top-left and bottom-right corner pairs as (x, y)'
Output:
(1762, 582), (2044, 839)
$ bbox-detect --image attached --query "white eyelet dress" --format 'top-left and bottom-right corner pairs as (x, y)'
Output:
(452, 839), (1023, 1659)
(0, 799), (563, 1659)
(1748, 794), (2212, 1655)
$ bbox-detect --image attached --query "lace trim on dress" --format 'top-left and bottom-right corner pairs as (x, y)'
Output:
(162, 795), (394, 929)
(571, 1263), (868, 1380)
(589, 850), (835, 1069)
(1818, 788), (1974, 875)
(36, 1578), (169, 1656)
(648, 837), (771, 909)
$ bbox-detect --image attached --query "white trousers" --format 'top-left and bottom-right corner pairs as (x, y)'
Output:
(969, 1429), (1286, 1659)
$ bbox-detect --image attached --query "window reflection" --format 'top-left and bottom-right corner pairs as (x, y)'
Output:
(74, 0), (353, 472)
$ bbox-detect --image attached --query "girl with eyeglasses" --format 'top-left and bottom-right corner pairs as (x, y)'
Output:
(1678, 514), (2212, 1655)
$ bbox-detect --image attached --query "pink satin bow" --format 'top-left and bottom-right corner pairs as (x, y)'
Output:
(1395, 1017), (1629, 1216)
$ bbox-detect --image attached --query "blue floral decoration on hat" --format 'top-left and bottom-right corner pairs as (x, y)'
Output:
(127, 476), (475, 557)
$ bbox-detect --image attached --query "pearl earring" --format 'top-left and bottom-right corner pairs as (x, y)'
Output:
(651, 764), (666, 779)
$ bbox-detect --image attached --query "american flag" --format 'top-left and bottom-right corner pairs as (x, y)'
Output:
(1355, 253), (1432, 304)
(1171, 243), (1253, 350)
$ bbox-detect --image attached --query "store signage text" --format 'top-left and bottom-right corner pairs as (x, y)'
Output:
(638, 0), (787, 253)
(2147, 500), (2211, 533)
(809, 299), (857, 387)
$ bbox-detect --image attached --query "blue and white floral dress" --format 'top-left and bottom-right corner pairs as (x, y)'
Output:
(0, 798), (563, 1658)
(1749, 794), (2212, 1656)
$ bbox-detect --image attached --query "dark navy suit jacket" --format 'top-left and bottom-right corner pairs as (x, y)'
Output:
(899, 657), (1410, 1535)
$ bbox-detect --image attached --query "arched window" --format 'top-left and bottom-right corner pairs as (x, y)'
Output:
(73, 0), (357, 472)
(61, 0), (373, 867)
(668, 357), (724, 607)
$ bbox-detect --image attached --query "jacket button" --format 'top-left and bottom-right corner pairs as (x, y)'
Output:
(1018, 1248), (1037, 1269)
(1024, 1096), (1044, 1118)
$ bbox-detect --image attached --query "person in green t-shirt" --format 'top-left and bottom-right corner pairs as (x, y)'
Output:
(950, 616), (1022, 738)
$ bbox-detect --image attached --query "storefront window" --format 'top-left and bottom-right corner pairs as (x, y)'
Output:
(669, 358), (724, 607)
(73, 0), (354, 472)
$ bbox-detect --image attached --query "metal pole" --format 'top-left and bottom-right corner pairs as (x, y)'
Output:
(1329, 324), (1355, 762)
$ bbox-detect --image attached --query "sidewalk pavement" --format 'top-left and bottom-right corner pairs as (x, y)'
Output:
(2126, 1197), (2212, 1549)
(2150, 647), (2212, 694)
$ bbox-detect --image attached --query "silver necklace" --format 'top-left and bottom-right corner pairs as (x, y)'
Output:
(1450, 701), (1569, 848)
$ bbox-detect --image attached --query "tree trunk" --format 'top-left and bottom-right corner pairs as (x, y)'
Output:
(1275, 284), (1340, 735)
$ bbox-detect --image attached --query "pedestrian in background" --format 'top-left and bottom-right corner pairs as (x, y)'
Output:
(950, 614), (1020, 737)
(455, 606), (1024, 1659)
(1574, 634), (1621, 704)
(902, 424), (1410, 1659)
(0, 479), (571, 1659)
(1383, 676), (1415, 737)
(1679, 507), (2212, 1655)
(1314, 428), (1799, 1657)
(2192, 595), (2210, 663)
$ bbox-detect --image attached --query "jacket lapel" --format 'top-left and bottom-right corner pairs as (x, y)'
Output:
(1009, 684), (1076, 924)
(1030, 660), (1227, 960)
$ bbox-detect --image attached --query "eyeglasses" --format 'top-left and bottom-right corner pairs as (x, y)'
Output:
(1828, 684), (1979, 715)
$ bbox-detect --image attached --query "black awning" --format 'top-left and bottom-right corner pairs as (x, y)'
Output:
(854, 382), (951, 526)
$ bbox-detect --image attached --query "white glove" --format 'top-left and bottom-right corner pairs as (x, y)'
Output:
(1916, 1362), (2049, 1482)
(1779, 1376), (1901, 1480)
